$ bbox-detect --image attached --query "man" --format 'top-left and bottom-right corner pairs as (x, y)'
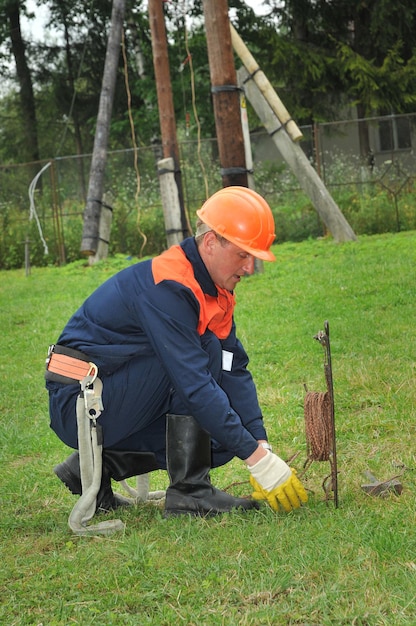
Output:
(46, 186), (307, 518)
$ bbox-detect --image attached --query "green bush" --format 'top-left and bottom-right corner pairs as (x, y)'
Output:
(1, 154), (416, 270)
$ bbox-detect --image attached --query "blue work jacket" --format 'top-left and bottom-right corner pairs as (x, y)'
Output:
(47, 237), (267, 460)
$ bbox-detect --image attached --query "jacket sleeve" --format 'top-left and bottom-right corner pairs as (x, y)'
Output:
(220, 322), (268, 442)
(133, 279), (259, 460)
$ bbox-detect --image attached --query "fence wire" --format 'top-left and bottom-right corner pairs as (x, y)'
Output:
(1, 113), (415, 269)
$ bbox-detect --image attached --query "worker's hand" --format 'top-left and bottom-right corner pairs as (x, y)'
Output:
(248, 450), (308, 512)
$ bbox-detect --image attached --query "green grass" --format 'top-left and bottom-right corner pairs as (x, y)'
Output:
(1, 233), (415, 625)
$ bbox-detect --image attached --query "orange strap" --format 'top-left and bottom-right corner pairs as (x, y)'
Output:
(47, 352), (95, 381)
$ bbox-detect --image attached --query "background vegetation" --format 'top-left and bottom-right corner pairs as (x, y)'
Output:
(2, 0), (416, 162)
(1, 231), (415, 624)
(2, 148), (416, 270)
(1, 1), (416, 270)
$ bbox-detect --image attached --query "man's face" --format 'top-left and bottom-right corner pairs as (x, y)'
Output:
(204, 233), (255, 291)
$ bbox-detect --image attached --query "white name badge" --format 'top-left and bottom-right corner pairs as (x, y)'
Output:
(222, 350), (233, 371)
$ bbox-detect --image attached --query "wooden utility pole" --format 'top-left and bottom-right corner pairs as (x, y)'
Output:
(157, 157), (184, 247)
(81, 0), (125, 256)
(202, 0), (248, 188)
(148, 0), (189, 241)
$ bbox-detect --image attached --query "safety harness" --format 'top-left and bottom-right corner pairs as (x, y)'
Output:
(46, 345), (125, 536)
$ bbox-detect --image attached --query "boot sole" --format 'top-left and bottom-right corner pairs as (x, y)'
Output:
(164, 509), (218, 518)
(163, 503), (258, 518)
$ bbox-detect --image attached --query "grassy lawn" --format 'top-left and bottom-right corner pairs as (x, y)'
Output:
(1, 232), (415, 625)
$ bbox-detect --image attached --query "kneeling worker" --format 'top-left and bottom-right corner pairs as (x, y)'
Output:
(46, 186), (307, 517)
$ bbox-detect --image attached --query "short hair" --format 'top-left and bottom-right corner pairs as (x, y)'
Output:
(195, 218), (212, 242)
(195, 219), (228, 248)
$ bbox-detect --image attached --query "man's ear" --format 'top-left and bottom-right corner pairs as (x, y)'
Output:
(202, 231), (217, 255)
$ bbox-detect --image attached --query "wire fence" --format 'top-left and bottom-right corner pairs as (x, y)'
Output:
(1, 112), (416, 269)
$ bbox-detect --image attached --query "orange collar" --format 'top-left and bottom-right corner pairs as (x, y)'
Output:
(152, 245), (235, 339)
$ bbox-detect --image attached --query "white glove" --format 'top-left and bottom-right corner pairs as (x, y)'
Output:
(248, 450), (291, 491)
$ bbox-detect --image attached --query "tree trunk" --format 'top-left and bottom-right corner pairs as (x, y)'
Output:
(353, 5), (373, 167)
(80, 0), (126, 256)
(356, 103), (372, 164)
(7, 0), (40, 176)
(62, 15), (87, 200)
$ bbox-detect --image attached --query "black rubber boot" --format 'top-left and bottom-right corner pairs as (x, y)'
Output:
(164, 414), (259, 517)
(54, 449), (160, 512)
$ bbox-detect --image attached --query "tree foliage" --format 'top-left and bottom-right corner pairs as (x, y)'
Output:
(0, 0), (416, 167)
(256, 0), (416, 123)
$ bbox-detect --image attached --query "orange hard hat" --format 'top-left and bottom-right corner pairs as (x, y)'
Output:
(196, 186), (276, 261)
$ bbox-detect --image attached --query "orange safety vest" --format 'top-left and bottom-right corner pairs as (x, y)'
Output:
(152, 245), (235, 339)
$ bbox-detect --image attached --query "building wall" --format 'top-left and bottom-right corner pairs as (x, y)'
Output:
(249, 112), (416, 175)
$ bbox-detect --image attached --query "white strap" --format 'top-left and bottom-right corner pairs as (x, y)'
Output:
(121, 474), (166, 503)
(68, 376), (125, 536)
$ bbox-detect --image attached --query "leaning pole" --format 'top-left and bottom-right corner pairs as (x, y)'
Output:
(80, 0), (126, 257)
(232, 25), (357, 243)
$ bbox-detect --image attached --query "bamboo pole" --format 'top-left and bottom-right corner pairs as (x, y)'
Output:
(238, 66), (357, 242)
(230, 23), (303, 143)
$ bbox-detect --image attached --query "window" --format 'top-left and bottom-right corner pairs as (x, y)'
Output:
(378, 116), (411, 152)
